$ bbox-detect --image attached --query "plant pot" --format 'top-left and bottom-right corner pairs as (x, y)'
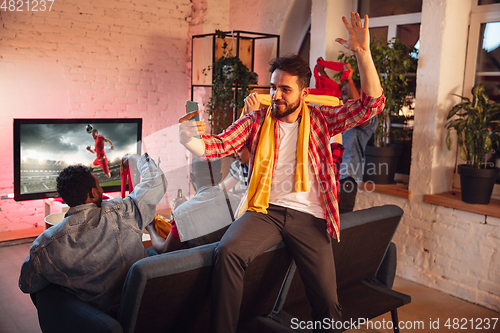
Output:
(458, 164), (500, 204)
(363, 144), (403, 184)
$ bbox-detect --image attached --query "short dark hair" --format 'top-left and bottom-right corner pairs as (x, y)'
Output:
(56, 165), (96, 207)
(269, 54), (312, 90)
(192, 157), (222, 186)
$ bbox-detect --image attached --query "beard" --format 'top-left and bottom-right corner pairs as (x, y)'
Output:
(271, 97), (301, 119)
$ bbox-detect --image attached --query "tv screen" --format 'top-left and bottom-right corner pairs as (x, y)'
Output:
(13, 118), (142, 201)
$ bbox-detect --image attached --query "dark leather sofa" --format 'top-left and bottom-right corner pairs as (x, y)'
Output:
(31, 204), (409, 333)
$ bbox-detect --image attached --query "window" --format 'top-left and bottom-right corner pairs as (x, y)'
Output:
(478, 0), (500, 5)
(369, 26), (388, 41)
(358, 0), (422, 18)
(397, 23), (421, 50)
(358, 2), (421, 180)
(463, 1), (500, 180)
(368, 14), (421, 48)
(472, 22), (500, 102)
(464, 2), (500, 101)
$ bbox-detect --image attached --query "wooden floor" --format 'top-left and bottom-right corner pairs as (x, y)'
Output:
(1, 240), (499, 333)
(0, 240), (41, 333)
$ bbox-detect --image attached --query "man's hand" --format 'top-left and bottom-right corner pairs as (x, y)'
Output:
(179, 110), (205, 145)
(345, 63), (354, 82)
(110, 144), (114, 150)
(244, 92), (260, 113)
(316, 57), (328, 77)
(145, 222), (155, 234)
(335, 12), (370, 54)
(336, 12), (382, 98)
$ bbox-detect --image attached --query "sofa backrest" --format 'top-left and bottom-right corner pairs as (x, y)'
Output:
(118, 205), (403, 332)
(117, 240), (293, 333)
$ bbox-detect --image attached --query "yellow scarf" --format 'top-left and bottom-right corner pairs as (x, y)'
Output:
(243, 94), (339, 111)
(240, 101), (310, 215)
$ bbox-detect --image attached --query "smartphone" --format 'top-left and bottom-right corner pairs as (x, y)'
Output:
(186, 100), (201, 138)
(186, 100), (200, 121)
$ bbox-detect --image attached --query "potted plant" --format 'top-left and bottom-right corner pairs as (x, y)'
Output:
(445, 84), (500, 204)
(336, 37), (418, 184)
(203, 30), (255, 134)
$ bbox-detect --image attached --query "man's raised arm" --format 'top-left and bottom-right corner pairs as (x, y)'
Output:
(335, 12), (382, 98)
(178, 109), (205, 157)
(104, 137), (114, 150)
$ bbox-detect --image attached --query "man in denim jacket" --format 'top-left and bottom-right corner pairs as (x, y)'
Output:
(19, 153), (167, 315)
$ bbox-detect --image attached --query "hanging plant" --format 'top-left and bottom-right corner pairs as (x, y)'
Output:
(203, 30), (254, 134)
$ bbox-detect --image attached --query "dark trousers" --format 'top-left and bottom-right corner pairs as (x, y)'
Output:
(338, 177), (358, 214)
(210, 204), (342, 333)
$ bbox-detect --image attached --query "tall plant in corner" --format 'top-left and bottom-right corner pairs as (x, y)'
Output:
(445, 84), (500, 168)
(203, 30), (253, 134)
(336, 37), (418, 147)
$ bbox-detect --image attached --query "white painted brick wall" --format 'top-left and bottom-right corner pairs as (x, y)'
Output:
(0, 0), (194, 226)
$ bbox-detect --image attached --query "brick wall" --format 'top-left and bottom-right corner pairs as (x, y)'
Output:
(0, 0), (194, 231)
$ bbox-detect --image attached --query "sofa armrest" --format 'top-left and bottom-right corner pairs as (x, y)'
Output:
(34, 284), (123, 333)
(373, 241), (397, 289)
(339, 205), (404, 230)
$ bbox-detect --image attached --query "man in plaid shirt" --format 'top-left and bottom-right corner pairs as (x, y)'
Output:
(180, 13), (384, 333)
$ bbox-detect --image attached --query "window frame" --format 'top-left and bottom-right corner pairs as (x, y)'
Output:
(463, 2), (500, 99)
(369, 13), (422, 40)
(366, 12), (422, 187)
(456, 0), (500, 195)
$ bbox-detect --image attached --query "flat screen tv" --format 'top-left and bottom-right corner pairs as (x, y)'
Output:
(14, 118), (142, 201)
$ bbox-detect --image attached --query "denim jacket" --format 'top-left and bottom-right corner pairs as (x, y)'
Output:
(340, 116), (378, 184)
(19, 154), (167, 314)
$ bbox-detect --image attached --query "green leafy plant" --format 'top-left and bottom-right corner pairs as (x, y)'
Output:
(445, 84), (500, 169)
(336, 37), (418, 147)
(203, 30), (254, 134)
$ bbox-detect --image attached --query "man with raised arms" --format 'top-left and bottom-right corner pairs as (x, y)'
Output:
(179, 13), (384, 333)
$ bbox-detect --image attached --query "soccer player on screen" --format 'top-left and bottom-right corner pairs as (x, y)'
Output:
(86, 129), (114, 178)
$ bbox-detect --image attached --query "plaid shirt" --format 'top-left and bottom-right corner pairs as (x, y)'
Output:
(229, 160), (249, 191)
(202, 91), (384, 240)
